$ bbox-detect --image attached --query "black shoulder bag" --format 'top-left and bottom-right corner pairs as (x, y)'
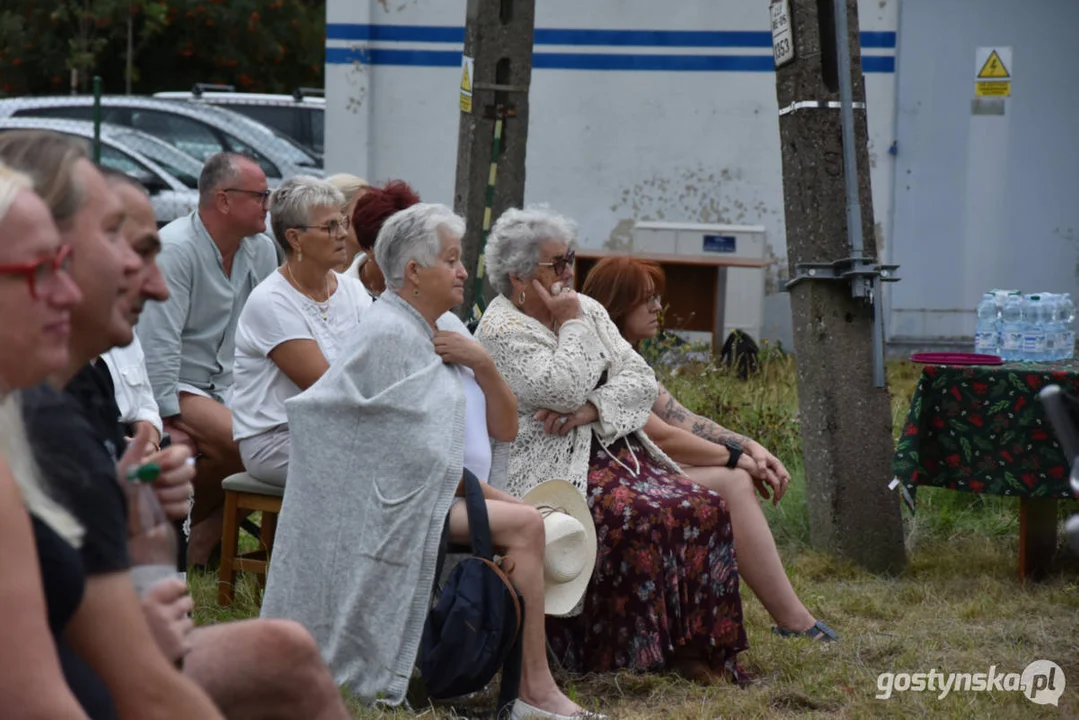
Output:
(419, 469), (524, 719)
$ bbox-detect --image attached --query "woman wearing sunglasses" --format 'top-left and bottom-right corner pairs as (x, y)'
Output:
(230, 176), (372, 485)
(475, 207), (750, 685)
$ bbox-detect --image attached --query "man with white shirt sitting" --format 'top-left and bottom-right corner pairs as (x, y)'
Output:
(101, 336), (161, 449)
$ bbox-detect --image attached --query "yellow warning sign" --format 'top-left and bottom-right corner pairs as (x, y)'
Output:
(976, 81), (1011, 97)
(973, 46), (1013, 98)
(977, 50), (1010, 79)
(459, 55), (474, 113)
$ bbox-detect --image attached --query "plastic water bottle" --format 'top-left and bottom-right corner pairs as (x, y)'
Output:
(1041, 293), (1059, 360)
(124, 462), (179, 596)
(1000, 293), (1024, 361)
(991, 289), (1019, 314)
(1050, 294), (1066, 360)
(1060, 293), (1076, 360)
(975, 293), (1000, 356)
(1022, 294), (1047, 361)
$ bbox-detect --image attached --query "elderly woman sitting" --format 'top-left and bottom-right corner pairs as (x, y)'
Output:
(475, 207), (749, 683)
(582, 256), (836, 641)
(260, 203), (599, 719)
(230, 176), (372, 485)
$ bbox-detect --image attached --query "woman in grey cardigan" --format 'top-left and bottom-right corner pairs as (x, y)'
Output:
(261, 203), (599, 720)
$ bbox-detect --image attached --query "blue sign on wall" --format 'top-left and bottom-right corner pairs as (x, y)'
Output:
(703, 234), (737, 253)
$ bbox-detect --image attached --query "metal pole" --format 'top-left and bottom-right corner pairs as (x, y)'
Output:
(834, 0), (886, 385)
(872, 278), (885, 386)
(832, 0), (864, 265)
(92, 76), (102, 164)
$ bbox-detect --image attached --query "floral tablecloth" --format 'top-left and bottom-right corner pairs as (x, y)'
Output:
(892, 360), (1078, 502)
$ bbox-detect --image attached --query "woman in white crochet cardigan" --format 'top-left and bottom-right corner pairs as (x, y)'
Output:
(475, 207), (750, 684)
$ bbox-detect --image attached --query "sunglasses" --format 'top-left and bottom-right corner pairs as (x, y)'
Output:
(293, 215), (351, 237)
(537, 248), (576, 276)
(0, 244), (74, 299)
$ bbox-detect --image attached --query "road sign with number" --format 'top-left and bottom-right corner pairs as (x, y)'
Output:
(771, 0), (795, 68)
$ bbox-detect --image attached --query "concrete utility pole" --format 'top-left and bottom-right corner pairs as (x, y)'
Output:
(772, 0), (906, 573)
(453, 0), (535, 320)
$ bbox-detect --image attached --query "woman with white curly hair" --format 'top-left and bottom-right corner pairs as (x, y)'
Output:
(475, 207), (752, 684)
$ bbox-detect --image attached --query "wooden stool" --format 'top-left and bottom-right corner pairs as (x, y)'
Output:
(218, 472), (284, 606)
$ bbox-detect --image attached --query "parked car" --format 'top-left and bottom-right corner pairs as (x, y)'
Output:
(0, 96), (322, 184)
(106, 127), (204, 189)
(0, 117), (200, 225)
(155, 85), (324, 161)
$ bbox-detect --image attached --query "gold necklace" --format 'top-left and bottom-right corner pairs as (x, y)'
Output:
(286, 263), (331, 320)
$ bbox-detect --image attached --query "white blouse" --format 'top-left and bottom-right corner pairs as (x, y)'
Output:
(231, 270), (372, 441)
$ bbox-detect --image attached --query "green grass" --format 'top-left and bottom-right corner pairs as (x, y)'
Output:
(191, 354), (1079, 718)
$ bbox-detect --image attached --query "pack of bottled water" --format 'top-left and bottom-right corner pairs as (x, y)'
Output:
(975, 290), (1075, 362)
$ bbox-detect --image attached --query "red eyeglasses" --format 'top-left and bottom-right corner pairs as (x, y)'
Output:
(0, 244), (74, 299)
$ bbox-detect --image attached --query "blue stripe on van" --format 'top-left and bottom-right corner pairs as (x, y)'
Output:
(325, 47), (896, 73)
(325, 24), (897, 50)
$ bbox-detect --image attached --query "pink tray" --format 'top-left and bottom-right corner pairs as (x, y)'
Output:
(910, 352), (1005, 366)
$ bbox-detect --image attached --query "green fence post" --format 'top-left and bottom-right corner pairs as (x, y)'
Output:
(92, 76), (102, 164)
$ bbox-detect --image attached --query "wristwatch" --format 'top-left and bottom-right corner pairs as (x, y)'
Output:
(721, 439), (743, 469)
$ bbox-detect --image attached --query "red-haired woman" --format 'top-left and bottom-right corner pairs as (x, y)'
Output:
(582, 256), (836, 642)
(347, 180), (421, 298)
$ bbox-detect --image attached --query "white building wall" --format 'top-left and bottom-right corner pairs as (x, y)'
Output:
(325, 0), (899, 291)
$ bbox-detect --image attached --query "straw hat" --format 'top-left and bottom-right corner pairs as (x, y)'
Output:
(521, 479), (597, 616)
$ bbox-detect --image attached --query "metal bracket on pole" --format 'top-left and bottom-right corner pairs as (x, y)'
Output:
(473, 82), (530, 94)
(786, 257), (899, 388)
(482, 104), (517, 120)
(785, 257), (899, 291)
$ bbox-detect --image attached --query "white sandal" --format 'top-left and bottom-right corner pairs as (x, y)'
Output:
(510, 699), (607, 720)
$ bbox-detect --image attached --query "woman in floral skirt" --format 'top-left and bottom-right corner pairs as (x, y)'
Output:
(475, 207), (750, 683)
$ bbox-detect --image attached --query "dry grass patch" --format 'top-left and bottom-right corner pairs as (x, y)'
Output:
(190, 522), (1079, 718)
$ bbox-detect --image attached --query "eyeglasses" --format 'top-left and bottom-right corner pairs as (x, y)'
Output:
(0, 244), (74, 299)
(645, 294), (662, 307)
(293, 216), (351, 236)
(223, 188), (272, 205)
(537, 248), (576, 276)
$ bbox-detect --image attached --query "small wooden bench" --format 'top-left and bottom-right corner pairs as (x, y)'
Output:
(218, 472), (284, 606)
